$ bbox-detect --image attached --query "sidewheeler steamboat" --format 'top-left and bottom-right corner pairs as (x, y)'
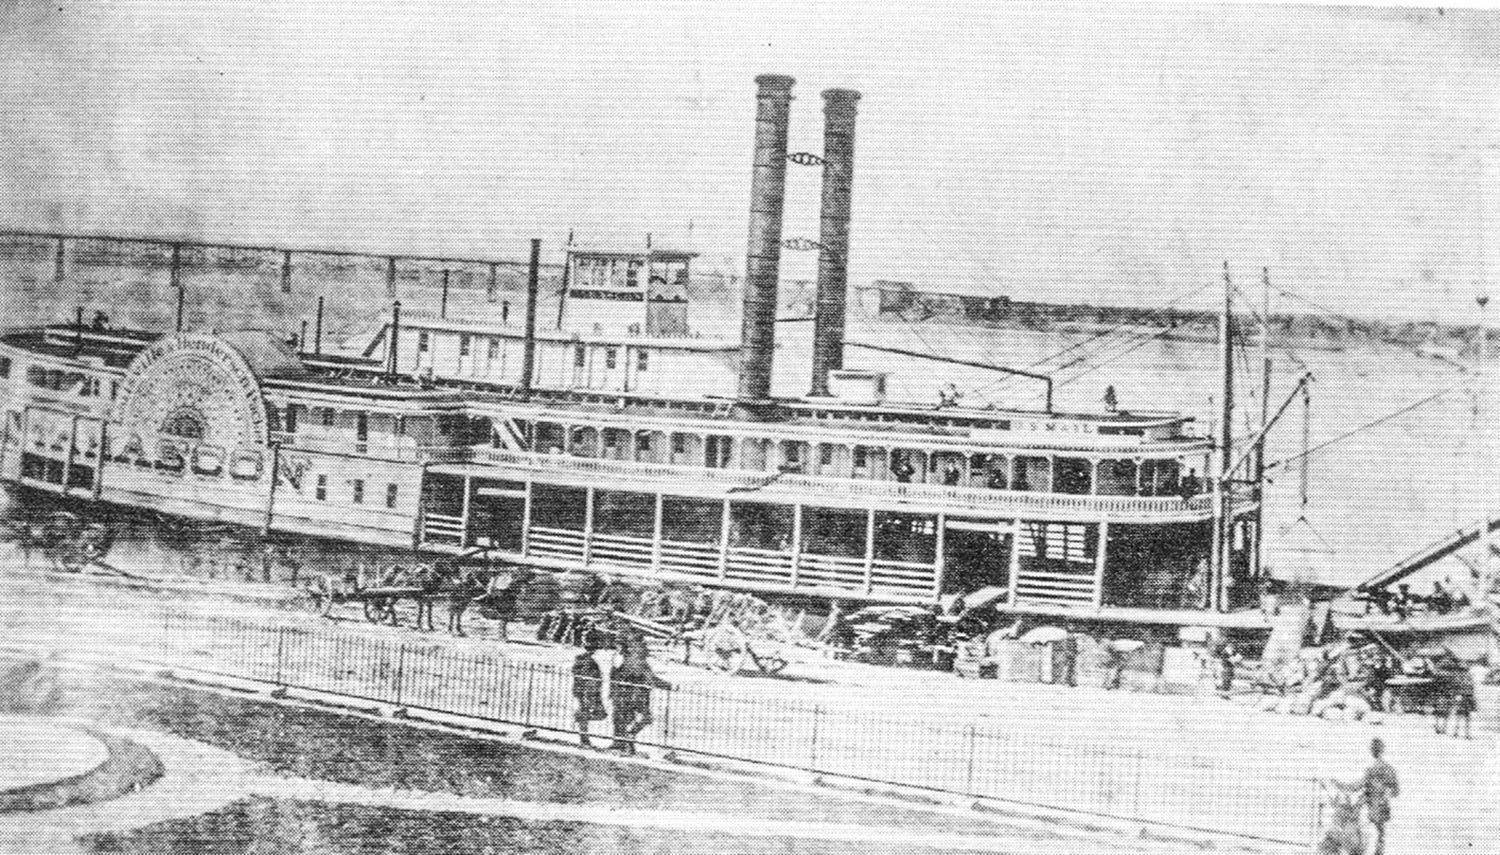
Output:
(0, 75), (1265, 629)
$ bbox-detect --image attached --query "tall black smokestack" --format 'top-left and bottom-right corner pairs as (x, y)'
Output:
(737, 74), (795, 408)
(809, 88), (860, 397)
(520, 238), (541, 395)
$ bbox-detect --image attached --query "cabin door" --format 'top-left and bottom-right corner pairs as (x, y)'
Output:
(467, 478), (526, 552)
(941, 517), (1012, 596)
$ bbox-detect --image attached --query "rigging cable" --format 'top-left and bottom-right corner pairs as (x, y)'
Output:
(969, 279), (1218, 400)
(1265, 384), (1462, 472)
(1268, 283), (1469, 374)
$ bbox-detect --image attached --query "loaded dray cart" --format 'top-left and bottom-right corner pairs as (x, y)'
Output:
(615, 603), (802, 676)
(303, 576), (430, 625)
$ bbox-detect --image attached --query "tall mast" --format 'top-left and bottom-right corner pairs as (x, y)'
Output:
(1212, 262), (1235, 612)
(1480, 146), (1497, 604)
(1478, 293), (1493, 597)
(1254, 268), (1272, 585)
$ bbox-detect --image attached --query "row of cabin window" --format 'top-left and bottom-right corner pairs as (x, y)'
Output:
(415, 331), (650, 373)
(270, 406), (463, 441)
(531, 423), (1198, 496)
(310, 475), (399, 508)
(273, 405), (375, 439)
(571, 345), (647, 372)
(573, 258), (688, 291)
(22, 364), (108, 397)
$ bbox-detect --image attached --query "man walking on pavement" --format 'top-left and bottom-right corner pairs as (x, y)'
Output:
(610, 631), (671, 754)
(570, 635), (607, 748)
(1360, 737), (1399, 855)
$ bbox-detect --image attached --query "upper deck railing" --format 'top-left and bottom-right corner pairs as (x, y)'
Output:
(457, 447), (1226, 520)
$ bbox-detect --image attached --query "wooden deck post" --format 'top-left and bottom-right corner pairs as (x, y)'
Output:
(863, 507), (875, 595)
(93, 421), (107, 501)
(64, 414), (79, 495)
(520, 480), (533, 557)
(1007, 519), (1023, 606)
(412, 462), (429, 549)
(1093, 520), (1109, 608)
(459, 474), (472, 548)
(582, 486), (595, 565)
(651, 492), (664, 576)
(932, 513), (946, 600)
(717, 499), (731, 579)
(789, 503), (803, 588)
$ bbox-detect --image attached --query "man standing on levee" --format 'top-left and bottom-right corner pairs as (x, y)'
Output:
(609, 630), (671, 754)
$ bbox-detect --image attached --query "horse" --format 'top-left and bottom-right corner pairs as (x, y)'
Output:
(410, 564), (446, 632)
(475, 573), (520, 641)
(446, 568), (486, 636)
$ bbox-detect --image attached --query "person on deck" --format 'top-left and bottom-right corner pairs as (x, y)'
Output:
(1391, 584), (1414, 621)
(942, 460), (962, 486)
(1178, 469), (1202, 501)
(1428, 580), (1454, 615)
(891, 455), (916, 484)
(1012, 469), (1031, 492)
(1365, 653), (1393, 712)
(1215, 641), (1239, 696)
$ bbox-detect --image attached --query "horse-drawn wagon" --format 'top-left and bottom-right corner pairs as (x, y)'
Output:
(542, 586), (810, 675)
(304, 573), (434, 625)
(304, 563), (509, 632)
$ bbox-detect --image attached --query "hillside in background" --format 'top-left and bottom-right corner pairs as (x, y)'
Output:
(860, 282), (1493, 357)
(0, 235), (561, 351)
(1, 233), (1488, 366)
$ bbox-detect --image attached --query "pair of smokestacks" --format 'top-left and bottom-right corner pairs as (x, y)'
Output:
(737, 74), (859, 408)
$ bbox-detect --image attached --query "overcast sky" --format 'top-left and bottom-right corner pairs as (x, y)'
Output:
(1, 2), (1496, 321)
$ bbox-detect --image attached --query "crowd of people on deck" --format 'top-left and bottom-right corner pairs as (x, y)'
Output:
(1360, 579), (1473, 619)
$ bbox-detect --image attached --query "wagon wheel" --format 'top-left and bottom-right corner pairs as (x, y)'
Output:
(302, 588), (330, 617)
(704, 623), (749, 674)
(749, 619), (794, 675)
(364, 598), (392, 624)
(303, 578), (334, 617)
(749, 644), (789, 675)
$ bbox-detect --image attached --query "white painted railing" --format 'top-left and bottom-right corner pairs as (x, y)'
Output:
(466, 448), (1225, 520)
(422, 513), (465, 543)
